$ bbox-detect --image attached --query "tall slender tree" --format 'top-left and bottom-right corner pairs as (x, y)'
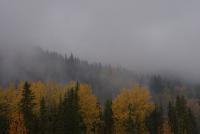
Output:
(39, 97), (48, 134)
(168, 101), (177, 134)
(176, 96), (187, 134)
(62, 86), (85, 134)
(186, 109), (198, 134)
(0, 101), (9, 134)
(103, 100), (113, 134)
(19, 82), (36, 134)
(146, 105), (163, 134)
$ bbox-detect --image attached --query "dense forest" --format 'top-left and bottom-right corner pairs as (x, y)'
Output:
(1, 46), (200, 134)
(0, 81), (199, 134)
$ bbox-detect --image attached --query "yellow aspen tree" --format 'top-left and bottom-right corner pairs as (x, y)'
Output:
(8, 112), (27, 134)
(44, 81), (74, 106)
(3, 83), (21, 112)
(30, 81), (46, 112)
(112, 84), (154, 134)
(78, 84), (101, 134)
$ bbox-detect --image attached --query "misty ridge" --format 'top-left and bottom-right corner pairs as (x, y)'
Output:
(1, 0), (200, 83)
(0, 44), (198, 100)
(2, 1), (200, 134)
(0, 44), (138, 100)
(1, 44), (200, 134)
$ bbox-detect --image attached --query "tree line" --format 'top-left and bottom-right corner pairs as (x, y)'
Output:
(0, 81), (199, 134)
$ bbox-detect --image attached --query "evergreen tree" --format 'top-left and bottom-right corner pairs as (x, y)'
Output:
(48, 106), (60, 134)
(176, 96), (187, 134)
(168, 96), (197, 134)
(0, 101), (9, 134)
(103, 100), (113, 134)
(186, 109), (198, 134)
(39, 97), (48, 134)
(19, 81), (36, 134)
(62, 86), (85, 134)
(168, 101), (177, 134)
(146, 105), (163, 134)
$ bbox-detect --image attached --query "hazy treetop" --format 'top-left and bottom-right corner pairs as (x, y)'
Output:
(0, 0), (200, 81)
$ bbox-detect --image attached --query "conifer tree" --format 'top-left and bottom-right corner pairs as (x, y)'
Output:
(168, 96), (198, 134)
(0, 101), (9, 134)
(19, 81), (36, 134)
(176, 96), (187, 134)
(39, 97), (48, 134)
(62, 86), (85, 134)
(146, 105), (163, 134)
(186, 109), (198, 134)
(168, 101), (177, 134)
(103, 100), (113, 134)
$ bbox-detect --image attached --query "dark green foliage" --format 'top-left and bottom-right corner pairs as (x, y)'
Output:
(0, 101), (9, 134)
(39, 97), (48, 134)
(168, 101), (178, 134)
(47, 106), (60, 134)
(168, 96), (198, 134)
(176, 96), (187, 134)
(60, 83), (85, 134)
(186, 109), (198, 134)
(146, 105), (163, 134)
(19, 81), (36, 134)
(103, 100), (113, 134)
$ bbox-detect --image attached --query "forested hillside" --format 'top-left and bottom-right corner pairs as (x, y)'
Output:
(0, 46), (138, 101)
(1, 46), (200, 134)
(0, 81), (199, 134)
(1, 0), (200, 133)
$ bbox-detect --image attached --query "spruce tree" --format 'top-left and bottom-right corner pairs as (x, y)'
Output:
(168, 101), (177, 134)
(62, 85), (85, 134)
(0, 101), (9, 134)
(103, 100), (113, 134)
(176, 96), (187, 134)
(168, 96), (195, 134)
(146, 105), (163, 134)
(39, 97), (48, 134)
(19, 81), (36, 134)
(186, 109), (198, 134)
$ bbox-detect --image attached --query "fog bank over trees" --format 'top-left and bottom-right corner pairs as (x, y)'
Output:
(1, 0), (200, 82)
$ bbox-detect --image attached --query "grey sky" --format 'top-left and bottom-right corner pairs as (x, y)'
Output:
(1, 0), (200, 81)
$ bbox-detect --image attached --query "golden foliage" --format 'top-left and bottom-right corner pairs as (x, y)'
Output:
(0, 81), (75, 113)
(78, 84), (101, 134)
(0, 83), (22, 112)
(112, 84), (154, 134)
(8, 112), (27, 134)
(1, 81), (156, 134)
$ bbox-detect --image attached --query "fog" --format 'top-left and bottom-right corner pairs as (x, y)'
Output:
(1, 0), (200, 82)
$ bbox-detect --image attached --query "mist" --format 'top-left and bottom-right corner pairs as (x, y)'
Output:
(1, 0), (200, 82)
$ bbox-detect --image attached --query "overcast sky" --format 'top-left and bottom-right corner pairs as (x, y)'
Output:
(1, 0), (200, 81)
